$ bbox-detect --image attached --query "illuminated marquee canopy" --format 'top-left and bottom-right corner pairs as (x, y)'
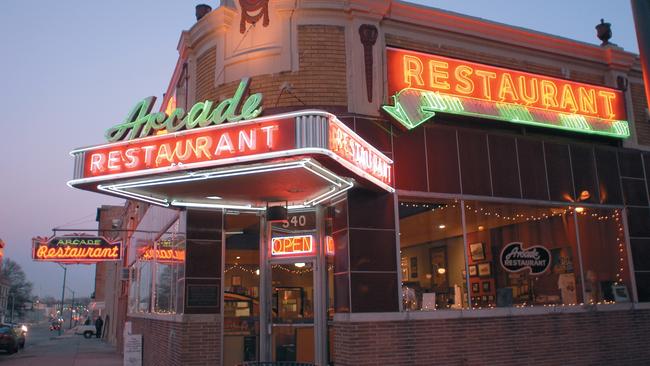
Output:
(383, 48), (629, 138)
(32, 236), (121, 263)
(69, 110), (393, 210)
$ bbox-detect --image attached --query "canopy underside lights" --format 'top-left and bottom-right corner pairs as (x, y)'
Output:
(96, 159), (353, 211)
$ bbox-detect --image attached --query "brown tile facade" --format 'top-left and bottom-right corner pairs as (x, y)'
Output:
(333, 309), (650, 366)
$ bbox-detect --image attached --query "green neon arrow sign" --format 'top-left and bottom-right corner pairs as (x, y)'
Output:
(382, 89), (436, 129)
(382, 87), (630, 138)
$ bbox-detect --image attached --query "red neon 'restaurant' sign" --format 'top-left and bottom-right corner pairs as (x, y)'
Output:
(387, 48), (625, 121)
(32, 236), (121, 263)
(138, 240), (185, 263)
(81, 119), (294, 179)
(271, 235), (314, 256)
(329, 121), (392, 186)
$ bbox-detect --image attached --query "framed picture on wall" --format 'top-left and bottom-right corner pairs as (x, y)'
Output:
(470, 242), (486, 261)
(231, 275), (242, 286)
(482, 281), (491, 292)
(471, 282), (479, 294)
(429, 247), (449, 291)
(410, 257), (418, 278)
(469, 265), (478, 277)
(478, 263), (491, 277)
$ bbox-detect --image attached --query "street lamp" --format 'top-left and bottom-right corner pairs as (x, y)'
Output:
(57, 263), (67, 336)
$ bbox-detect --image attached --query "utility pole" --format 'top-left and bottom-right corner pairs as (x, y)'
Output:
(67, 287), (75, 329)
(57, 264), (67, 336)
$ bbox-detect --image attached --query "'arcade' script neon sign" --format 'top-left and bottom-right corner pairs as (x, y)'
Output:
(383, 48), (629, 138)
(106, 78), (263, 142)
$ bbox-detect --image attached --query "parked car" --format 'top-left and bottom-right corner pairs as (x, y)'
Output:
(74, 325), (96, 339)
(0, 325), (19, 354)
(5, 324), (26, 349)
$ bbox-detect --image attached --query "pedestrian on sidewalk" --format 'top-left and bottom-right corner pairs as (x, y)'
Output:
(95, 316), (103, 339)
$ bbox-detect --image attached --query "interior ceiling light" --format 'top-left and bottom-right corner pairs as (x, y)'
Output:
(294, 262), (306, 268)
(438, 224), (446, 229)
(206, 196), (222, 200)
(98, 158), (353, 211)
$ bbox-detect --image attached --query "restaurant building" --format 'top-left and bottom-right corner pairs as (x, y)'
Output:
(69, 1), (650, 365)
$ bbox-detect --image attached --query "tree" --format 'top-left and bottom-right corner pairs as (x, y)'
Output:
(1, 258), (33, 318)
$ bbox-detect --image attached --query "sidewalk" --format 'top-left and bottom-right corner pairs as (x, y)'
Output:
(0, 328), (122, 366)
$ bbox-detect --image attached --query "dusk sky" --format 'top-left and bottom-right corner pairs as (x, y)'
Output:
(0, 1), (640, 298)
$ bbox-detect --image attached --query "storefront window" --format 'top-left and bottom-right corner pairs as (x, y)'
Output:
(577, 208), (632, 303)
(399, 200), (468, 310)
(127, 206), (185, 315)
(463, 201), (582, 307)
(223, 212), (261, 366)
(399, 198), (632, 311)
(153, 219), (185, 314)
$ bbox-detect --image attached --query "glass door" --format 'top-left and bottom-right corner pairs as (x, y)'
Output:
(260, 208), (326, 365)
(270, 261), (315, 363)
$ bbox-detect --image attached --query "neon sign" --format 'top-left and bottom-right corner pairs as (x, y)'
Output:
(383, 48), (629, 138)
(329, 122), (392, 186)
(105, 78), (263, 142)
(70, 111), (394, 194)
(32, 236), (121, 263)
(84, 120), (285, 178)
(139, 240), (185, 263)
(271, 235), (314, 256)
(325, 235), (335, 256)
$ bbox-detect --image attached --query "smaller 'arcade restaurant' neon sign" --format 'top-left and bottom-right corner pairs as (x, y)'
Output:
(383, 48), (629, 138)
(32, 236), (121, 263)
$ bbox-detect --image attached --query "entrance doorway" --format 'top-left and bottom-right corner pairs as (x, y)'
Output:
(270, 261), (315, 362)
(223, 208), (327, 366)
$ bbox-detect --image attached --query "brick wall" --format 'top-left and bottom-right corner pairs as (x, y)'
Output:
(630, 82), (650, 146)
(129, 316), (221, 366)
(194, 25), (347, 110)
(333, 309), (650, 366)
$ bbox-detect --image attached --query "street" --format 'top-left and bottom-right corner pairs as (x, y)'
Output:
(0, 322), (121, 365)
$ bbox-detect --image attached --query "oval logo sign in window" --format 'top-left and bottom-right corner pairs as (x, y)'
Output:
(500, 242), (551, 275)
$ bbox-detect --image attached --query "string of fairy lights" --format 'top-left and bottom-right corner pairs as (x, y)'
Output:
(399, 201), (629, 309)
(224, 263), (334, 275)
